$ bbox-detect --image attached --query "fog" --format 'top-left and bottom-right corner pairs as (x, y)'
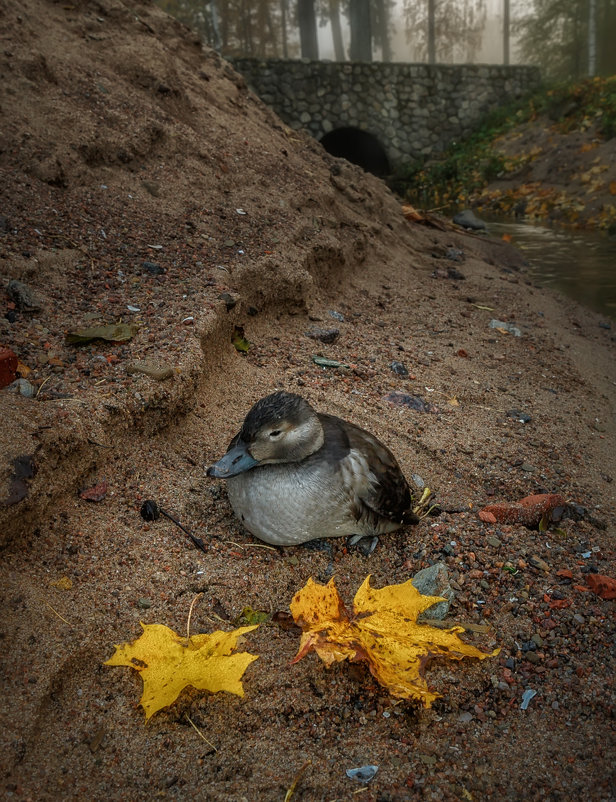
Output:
(317, 0), (518, 64)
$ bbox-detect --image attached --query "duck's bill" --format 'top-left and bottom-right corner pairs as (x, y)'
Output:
(207, 443), (259, 478)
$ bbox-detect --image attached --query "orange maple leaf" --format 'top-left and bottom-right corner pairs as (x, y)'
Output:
(290, 576), (499, 707)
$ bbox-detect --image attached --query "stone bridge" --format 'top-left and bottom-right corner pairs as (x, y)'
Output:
(232, 58), (541, 174)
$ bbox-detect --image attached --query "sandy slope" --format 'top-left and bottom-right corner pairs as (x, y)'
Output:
(1, 1), (615, 799)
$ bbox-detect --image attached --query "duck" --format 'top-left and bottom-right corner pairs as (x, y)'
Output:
(207, 391), (419, 552)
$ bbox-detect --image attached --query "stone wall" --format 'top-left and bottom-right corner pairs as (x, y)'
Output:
(232, 59), (541, 169)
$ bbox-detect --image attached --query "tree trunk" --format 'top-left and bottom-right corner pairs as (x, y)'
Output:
(350, 0), (372, 61)
(375, 0), (392, 61)
(280, 0), (288, 58)
(503, 0), (510, 65)
(588, 0), (597, 75)
(329, 0), (345, 60)
(427, 0), (436, 64)
(298, 0), (319, 59)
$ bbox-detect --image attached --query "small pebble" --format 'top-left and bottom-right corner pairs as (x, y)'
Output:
(525, 652), (540, 664)
(305, 326), (339, 344)
(390, 360), (409, 376)
(487, 535), (501, 548)
(507, 409), (532, 423)
(142, 261), (165, 275)
(137, 598), (152, 609)
(529, 555), (549, 572)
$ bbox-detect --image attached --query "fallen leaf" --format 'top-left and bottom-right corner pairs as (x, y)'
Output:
(16, 361), (32, 377)
(232, 325), (250, 352)
(312, 355), (349, 369)
(235, 606), (270, 626)
(401, 203), (425, 222)
(105, 623), (259, 720)
(66, 323), (139, 344)
(50, 576), (73, 590)
(79, 481), (108, 502)
(290, 576), (499, 707)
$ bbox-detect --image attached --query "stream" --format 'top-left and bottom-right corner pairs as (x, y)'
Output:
(483, 219), (616, 320)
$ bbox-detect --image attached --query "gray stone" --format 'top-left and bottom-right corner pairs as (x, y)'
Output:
(453, 209), (487, 230)
(305, 326), (339, 344)
(7, 379), (36, 398)
(412, 562), (454, 621)
(7, 279), (43, 311)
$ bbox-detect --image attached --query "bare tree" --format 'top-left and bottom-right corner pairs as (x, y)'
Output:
(298, 0), (319, 58)
(402, 0), (487, 63)
(349, 0), (372, 60)
(327, 0), (346, 60)
(373, 0), (394, 60)
(503, 0), (510, 64)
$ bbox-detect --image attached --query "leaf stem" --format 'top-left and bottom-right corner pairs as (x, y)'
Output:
(186, 592), (204, 641)
(185, 714), (217, 752)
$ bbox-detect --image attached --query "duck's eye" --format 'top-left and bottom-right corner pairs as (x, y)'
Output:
(269, 429), (282, 438)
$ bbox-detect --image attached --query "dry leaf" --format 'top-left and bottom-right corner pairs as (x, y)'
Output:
(401, 203), (425, 222)
(50, 576), (73, 590)
(232, 325), (250, 352)
(290, 576), (499, 707)
(105, 623), (259, 719)
(66, 323), (139, 344)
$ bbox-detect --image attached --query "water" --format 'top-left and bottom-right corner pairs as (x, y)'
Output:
(483, 219), (616, 319)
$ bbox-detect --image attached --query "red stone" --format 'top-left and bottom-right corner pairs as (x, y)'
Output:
(478, 493), (567, 528)
(586, 573), (616, 600)
(0, 346), (18, 388)
(557, 569), (574, 579)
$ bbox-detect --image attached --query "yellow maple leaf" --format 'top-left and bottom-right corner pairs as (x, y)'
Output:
(290, 576), (499, 707)
(105, 623), (259, 720)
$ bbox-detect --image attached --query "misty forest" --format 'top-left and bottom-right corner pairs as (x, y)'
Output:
(157, 0), (616, 80)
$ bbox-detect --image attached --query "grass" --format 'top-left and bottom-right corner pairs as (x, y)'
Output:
(389, 76), (616, 210)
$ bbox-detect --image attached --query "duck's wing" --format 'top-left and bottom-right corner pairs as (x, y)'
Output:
(321, 414), (418, 527)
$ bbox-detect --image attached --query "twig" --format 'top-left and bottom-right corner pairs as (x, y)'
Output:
(223, 540), (277, 552)
(185, 714), (218, 752)
(159, 508), (207, 553)
(284, 760), (311, 802)
(243, 543), (277, 552)
(35, 376), (51, 398)
(186, 592), (204, 641)
(44, 600), (71, 625)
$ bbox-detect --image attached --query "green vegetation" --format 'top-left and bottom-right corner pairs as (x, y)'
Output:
(390, 76), (616, 212)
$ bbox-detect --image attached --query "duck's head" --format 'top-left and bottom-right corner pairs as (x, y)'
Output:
(207, 391), (324, 478)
